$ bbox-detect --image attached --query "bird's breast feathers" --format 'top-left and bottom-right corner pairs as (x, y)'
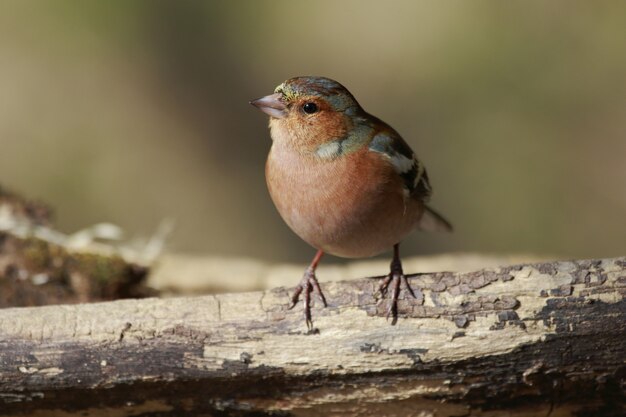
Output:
(265, 140), (425, 257)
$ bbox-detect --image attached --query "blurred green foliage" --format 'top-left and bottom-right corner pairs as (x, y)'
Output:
(1, 1), (625, 262)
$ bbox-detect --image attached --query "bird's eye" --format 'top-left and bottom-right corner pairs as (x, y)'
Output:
(302, 102), (318, 114)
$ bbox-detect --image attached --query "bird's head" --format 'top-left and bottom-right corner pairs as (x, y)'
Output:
(251, 76), (364, 151)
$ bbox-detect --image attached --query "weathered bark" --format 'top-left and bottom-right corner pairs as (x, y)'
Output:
(0, 257), (625, 416)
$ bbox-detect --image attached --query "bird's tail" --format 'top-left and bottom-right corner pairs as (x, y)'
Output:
(418, 205), (453, 233)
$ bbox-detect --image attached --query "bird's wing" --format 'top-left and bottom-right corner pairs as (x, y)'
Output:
(367, 129), (432, 201)
(368, 128), (453, 233)
(419, 205), (453, 232)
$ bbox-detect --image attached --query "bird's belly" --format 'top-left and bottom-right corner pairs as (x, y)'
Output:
(266, 148), (423, 258)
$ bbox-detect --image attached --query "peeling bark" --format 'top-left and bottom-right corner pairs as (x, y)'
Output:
(0, 257), (624, 416)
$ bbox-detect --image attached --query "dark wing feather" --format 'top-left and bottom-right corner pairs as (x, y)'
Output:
(367, 125), (452, 232)
(367, 128), (432, 201)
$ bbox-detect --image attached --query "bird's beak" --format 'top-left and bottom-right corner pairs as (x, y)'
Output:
(250, 93), (287, 119)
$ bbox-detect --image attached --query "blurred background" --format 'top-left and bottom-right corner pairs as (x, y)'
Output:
(1, 1), (625, 264)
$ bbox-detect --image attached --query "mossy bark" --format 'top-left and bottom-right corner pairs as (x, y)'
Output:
(0, 232), (151, 307)
(0, 186), (152, 307)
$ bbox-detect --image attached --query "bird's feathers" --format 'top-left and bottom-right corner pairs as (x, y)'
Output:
(418, 205), (453, 233)
(368, 130), (432, 201)
(257, 76), (452, 252)
(314, 124), (374, 160)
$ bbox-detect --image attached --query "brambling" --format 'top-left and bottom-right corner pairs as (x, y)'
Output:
(251, 76), (451, 329)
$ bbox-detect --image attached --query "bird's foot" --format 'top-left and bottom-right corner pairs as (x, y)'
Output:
(376, 257), (416, 325)
(289, 266), (327, 330)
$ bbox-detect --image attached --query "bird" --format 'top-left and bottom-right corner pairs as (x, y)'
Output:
(250, 76), (451, 329)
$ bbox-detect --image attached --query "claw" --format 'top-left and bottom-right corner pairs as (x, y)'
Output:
(376, 275), (392, 300)
(289, 285), (304, 310)
(376, 244), (419, 325)
(311, 276), (327, 307)
(289, 259), (327, 329)
(403, 275), (417, 299)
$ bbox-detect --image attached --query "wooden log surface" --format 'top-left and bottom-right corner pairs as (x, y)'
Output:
(0, 257), (625, 416)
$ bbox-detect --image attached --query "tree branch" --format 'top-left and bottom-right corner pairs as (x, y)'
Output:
(0, 257), (625, 416)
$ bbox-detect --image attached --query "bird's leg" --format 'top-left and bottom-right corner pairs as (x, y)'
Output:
(377, 244), (416, 325)
(289, 249), (327, 330)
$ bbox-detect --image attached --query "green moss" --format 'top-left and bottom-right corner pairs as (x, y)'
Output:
(73, 253), (128, 285)
(16, 235), (138, 296)
(21, 237), (56, 270)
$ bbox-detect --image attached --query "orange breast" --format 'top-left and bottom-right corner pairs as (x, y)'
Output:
(266, 144), (424, 258)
